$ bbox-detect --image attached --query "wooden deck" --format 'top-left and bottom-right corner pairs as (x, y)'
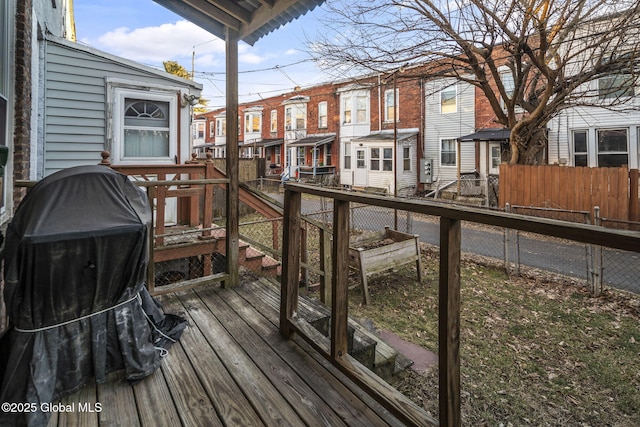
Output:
(46, 276), (411, 427)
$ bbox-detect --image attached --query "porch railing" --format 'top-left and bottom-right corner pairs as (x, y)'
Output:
(279, 182), (640, 427)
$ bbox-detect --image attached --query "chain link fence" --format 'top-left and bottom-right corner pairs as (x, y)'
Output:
(236, 181), (640, 297)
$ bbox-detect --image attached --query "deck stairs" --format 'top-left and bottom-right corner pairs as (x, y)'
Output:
(249, 276), (414, 382)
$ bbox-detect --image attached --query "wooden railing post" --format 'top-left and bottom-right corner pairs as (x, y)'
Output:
(331, 199), (350, 361)
(280, 187), (301, 339)
(439, 216), (461, 427)
(319, 227), (332, 305)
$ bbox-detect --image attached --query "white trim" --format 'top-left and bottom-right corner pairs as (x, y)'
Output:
(111, 87), (178, 165)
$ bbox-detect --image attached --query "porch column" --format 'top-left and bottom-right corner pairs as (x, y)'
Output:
(225, 28), (240, 287)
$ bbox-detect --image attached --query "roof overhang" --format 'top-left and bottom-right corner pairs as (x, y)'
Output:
(152, 0), (326, 45)
(288, 135), (335, 147)
(243, 138), (283, 147)
(352, 130), (418, 144)
(459, 128), (511, 142)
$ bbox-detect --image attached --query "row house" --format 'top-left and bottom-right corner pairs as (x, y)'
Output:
(194, 48), (640, 200)
(196, 72), (424, 195)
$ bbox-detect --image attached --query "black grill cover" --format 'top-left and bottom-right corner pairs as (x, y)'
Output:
(0, 165), (186, 426)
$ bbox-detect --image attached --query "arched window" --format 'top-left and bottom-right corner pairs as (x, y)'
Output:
(123, 99), (170, 158)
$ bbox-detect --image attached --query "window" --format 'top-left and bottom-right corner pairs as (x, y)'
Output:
(383, 148), (393, 171)
(440, 85), (457, 114)
(216, 117), (226, 137)
(441, 138), (456, 166)
(370, 148), (380, 170)
(192, 121), (205, 141)
(244, 112), (261, 134)
(123, 99), (170, 158)
(344, 142), (351, 169)
(356, 96), (368, 123)
(318, 101), (328, 128)
(403, 147), (411, 171)
(274, 145), (281, 165)
(599, 74), (634, 99)
(343, 96), (352, 124)
(285, 104), (306, 130)
(499, 70), (523, 112)
(341, 92), (370, 125)
(297, 147), (305, 166)
(573, 130), (588, 166)
(357, 149), (366, 168)
(597, 129), (628, 167)
(270, 110), (277, 132)
(325, 143), (332, 166)
(385, 89), (398, 122)
(209, 121), (215, 137)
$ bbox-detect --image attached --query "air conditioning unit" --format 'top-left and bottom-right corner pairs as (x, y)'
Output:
(420, 159), (433, 184)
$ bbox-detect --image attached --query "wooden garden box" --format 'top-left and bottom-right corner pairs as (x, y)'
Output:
(349, 227), (422, 304)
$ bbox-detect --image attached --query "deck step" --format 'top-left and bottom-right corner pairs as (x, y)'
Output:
(255, 277), (411, 381)
(249, 278), (376, 369)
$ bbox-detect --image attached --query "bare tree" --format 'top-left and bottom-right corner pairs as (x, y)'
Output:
(311, 0), (640, 164)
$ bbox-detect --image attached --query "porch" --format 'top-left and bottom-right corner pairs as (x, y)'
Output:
(45, 275), (418, 427)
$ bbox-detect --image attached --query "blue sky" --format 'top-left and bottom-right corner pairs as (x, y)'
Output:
(73, 0), (332, 108)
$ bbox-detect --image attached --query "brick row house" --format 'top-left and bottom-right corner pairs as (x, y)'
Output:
(194, 32), (640, 205)
(196, 72), (425, 196)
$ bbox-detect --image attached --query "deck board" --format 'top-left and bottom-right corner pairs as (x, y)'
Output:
(49, 279), (414, 426)
(200, 287), (350, 427)
(161, 294), (265, 426)
(224, 282), (401, 427)
(97, 372), (141, 427)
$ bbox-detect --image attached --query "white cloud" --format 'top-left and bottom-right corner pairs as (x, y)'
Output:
(95, 20), (225, 65)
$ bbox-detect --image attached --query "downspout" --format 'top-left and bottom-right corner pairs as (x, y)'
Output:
(378, 74), (382, 131)
(418, 77), (425, 192)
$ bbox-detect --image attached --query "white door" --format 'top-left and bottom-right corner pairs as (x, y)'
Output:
(489, 143), (502, 175)
(354, 148), (368, 186)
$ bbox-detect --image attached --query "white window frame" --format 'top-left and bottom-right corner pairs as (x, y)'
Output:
(384, 88), (399, 122)
(370, 147), (380, 171)
(209, 121), (215, 138)
(596, 128), (629, 167)
(440, 85), (457, 114)
(193, 121), (205, 140)
(244, 111), (262, 134)
(341, 92), (370, 125)
(112, 88), (177, 165)
(440, 138), (457, 167)
(382, 147), (393, 171)
(403, 146), (411, 171)
(270, 110), (277, 133)
(216, 117), (226, 137)
(598, 74), (635, 100)
(572, 130), (588, 166)
(343, 142), (352, 169)
(285, 104), (306, 131)
(318, 101), (328, 128)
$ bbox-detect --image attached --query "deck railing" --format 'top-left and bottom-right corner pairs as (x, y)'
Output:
(279, 182), (640, 427)
(105, 154), (232, 295)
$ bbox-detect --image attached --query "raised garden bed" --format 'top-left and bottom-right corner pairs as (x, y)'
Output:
(349, 226), (422, 304)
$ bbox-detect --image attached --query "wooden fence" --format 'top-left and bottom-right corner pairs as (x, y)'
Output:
(499, 165), (640, 222)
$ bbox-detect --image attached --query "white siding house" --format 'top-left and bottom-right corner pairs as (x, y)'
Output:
(338, 84), (373, 187)
(40, 36), (202, 178)
(423, 78), (476, 187)
(350, 130), (419, 195)
(548, 104), (640, 170)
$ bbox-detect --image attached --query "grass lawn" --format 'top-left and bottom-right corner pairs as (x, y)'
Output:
(347, 246), (640, 426)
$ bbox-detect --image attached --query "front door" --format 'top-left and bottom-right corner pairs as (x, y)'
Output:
(354, 148), (367, 186)
(489, 142), (502, 175)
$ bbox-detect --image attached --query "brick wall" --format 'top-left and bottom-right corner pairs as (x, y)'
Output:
(13, 0), (32, 208)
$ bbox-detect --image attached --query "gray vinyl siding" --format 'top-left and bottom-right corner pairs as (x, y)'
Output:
(43, 37), (198, 176)
(423, 79), (476, 185)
